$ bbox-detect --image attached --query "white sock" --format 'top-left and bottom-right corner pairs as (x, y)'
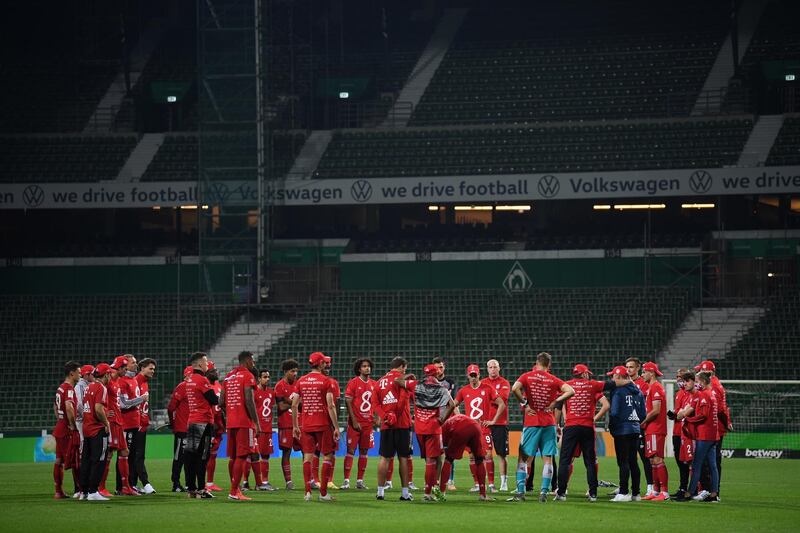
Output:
(647, 484), (653, 493)
(402, 487), (410, 498)
(377, 486), (385, 497)
(501, 475), (508, 484)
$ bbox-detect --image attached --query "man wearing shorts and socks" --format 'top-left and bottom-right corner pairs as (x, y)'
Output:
(375, 356), (414, 501)
(275, 359), (301, 489)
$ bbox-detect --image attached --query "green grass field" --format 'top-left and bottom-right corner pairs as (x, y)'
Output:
(3, 457), (799, 532)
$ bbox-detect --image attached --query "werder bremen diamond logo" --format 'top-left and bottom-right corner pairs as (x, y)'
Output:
(503, 261), (532, 295)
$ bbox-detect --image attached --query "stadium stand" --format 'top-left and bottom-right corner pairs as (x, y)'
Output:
(725, 289), (800, 380)
(409, 1), (730, 125)
(314, 118), (753, 178)
(766, 116), (800, 165)
(0, 294), (241, 431)
(0, 135), (138, 183)
(262, 287), (693, 422)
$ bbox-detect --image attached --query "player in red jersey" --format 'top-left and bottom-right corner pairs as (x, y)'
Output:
(641, 362), (669, 500)
(342, 358), (378, 490)
(292, 352), (339, 502)
(396, 364), (455, 501)
(52, 361), (81, 499)
(221, 351), (263, 501)
(100, 355), (136, 497)
(275, 358), (300, 489)
(667, 369), (695, 501)
(446, 364), (506, 493)
(510, 352), (574, 502)
(131, 358), (156, 494)
(117, 354), (149, 494)
(203, 361), (224, 492)
(167, 366), (192, 492)
(438, 414), (493, 500)
(80, 363), (112, 501)
(694, 359), (731, 495)
(625, 356), (654, 496)
(682, 371), (720, 502)
(554, 364), (609, 502)
(313, 366), (342, 491)
(252, 368), (277, 491)
(482, 359), (511, 491)
(375, 356), (414, 501)
(185, 352), (219, 499)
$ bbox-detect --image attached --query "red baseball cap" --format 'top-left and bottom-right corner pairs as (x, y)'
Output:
(207, 360), (215, 370)
(111, 355), (128, 370)
(466, 364), (480, 376)
(606, 365), (628, 377)
(643, 362), (663, 376)
(572, 364), (593, 376)
(694, 360), (715, 372)
(309, 351), (331, 366)
(423, 364), (439, 376)
(94, 363), (112, 377)
(80, 364), (95, 376)
(183, 366), (193, 377)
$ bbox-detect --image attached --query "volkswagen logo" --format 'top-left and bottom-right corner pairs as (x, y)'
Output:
(688, 170), (712, 194)
(22, 185), (45, 207)
(205, 182), (230, 204)
(350, 180), (373, 203)
(537, 175), (560, 198)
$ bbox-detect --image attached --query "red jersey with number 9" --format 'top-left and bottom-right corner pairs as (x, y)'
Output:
(53, 383), (76, 438)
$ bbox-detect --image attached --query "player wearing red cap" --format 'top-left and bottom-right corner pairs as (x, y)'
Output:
(682, 371), (720, 502)
(131, 358), (156, 494)
(625, 357), (654, 497)
(117, 355), (149, 494)
(167, 366), (192, 491)
(80, 363), (112, 501)
(253, 368), (277, 491)
(510, 352), (574, 502)
(446, 364), (506, 493)
(438, 414), (493, 500)
(342, 358), (379, 490)
(274, 358), (300, 489)
(292, 352), (339, 502)
(184, 352), (219, 499)
(482, 359), (511, 491)
(221, 351), (263, 501)
(554, 364), (609, 502)
(640, 361), (669, 500)
(101, 355), (136, 497)
(73, 364), (95, 497)
(53, 361), (81, 499)
(375, 356), (414, 501)
(694, 359), (731, 495)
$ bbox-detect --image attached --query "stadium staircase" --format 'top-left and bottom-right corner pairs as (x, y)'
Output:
(658, 307), (766, 376)
(288, 131), (333, 179)
(117, 133), (166, 181)
(382, 8), (468, 128)
(692, 0), (767, 115)
(208, 318), (295, 373)
(738, 114), (786, 167)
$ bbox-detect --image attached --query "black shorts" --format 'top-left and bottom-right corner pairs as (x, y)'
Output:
(490, 425), (509, 456)
(380, 428), (412, 459)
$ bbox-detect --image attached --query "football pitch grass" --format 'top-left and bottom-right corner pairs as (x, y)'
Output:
(2, 457), (799, 532)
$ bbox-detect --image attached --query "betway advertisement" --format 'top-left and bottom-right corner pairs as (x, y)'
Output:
(1, 166), (799, 209)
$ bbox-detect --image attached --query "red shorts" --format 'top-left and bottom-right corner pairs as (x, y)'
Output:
(210, 433), (222, 455)
(644, 433), (666, 458)
(445, 425), (485, 461)
(55, 434), (71, 462)
(417, 433), (443, 459)
(482, 430), (493, 453)
(346, 426), (374, 451)
(227, 427), (257, 458)
(108, 424), (128, 451)
(278, 428), (302, 451)
(300, 428), (337, 455)
(257, 433), (274, 456)
(678, 437), (694, 462)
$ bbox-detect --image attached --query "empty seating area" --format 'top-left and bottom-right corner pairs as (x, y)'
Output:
(725, 290), (800, 380)
(410, 1), (728, 125)
(262, 287), (692, 423)
(0, 135), (138, 183)
(0, 294), (242, 431)
(314, 118), (752, 178)
(766, 116), (800, 166)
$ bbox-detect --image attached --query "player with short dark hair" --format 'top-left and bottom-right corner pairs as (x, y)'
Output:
(641, 362), (669, 501)
(275, 358), (301, 489)
(204, 361), (224, 492)
(668, 369), (696, 501)
(375, 356), (413, 501)
(222, 351), (262, 501)
(132, 358), (156, 494)
(482, 359), (511, 491)
(625, 356), (654, 497)
(80, 363), (112, 501)
(253, 368), (276, 491)
(438, 414), (492, 501)
(53, 361), (81, 499)
(74, 364), (95, 496)
(184, 352), (218, 499)
(292, 352), (339, 502)
(167, 366), (192, 491)
(342, 358), (378, 490)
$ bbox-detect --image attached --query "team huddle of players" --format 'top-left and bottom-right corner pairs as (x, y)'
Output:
(52, 350), (731, 504)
